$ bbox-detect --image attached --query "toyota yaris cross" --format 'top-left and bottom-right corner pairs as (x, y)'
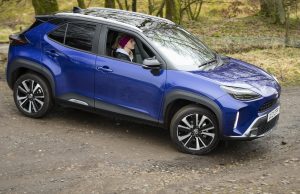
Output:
(6, 7), (281, 155)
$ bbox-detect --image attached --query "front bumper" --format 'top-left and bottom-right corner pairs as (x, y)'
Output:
(226, 106), (280, 140)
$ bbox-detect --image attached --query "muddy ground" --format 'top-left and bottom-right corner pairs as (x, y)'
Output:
(0, 53), (299, 193)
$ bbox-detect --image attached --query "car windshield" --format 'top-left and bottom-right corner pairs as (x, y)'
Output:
(143, 24), (216, 71)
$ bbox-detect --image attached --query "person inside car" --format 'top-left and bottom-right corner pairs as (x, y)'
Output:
(115, 35), (135, 62)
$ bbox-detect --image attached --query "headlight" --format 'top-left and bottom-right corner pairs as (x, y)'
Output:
(221, 86), (261, 101)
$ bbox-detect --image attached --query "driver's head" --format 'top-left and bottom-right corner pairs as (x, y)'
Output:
(119, 35), (135, 50)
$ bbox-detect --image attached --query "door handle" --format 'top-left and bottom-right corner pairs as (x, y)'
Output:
(46, 50), (59, 57)
(96, 65), (113, 72)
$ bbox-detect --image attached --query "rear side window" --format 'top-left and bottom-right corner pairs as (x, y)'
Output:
(65, 23), (96, 52)
(48, 24), (67, 44)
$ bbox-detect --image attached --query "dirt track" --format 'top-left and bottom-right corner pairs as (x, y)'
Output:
(0, 65), (299, 193)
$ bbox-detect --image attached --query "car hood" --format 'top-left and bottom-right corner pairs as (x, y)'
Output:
(190, 58), (280, 97)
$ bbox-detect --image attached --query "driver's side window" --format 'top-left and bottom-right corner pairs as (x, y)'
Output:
(105, 29), (155, 64)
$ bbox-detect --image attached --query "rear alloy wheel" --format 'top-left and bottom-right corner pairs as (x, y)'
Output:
(13, 73), (53, 118)
(170, 105), (219, 155)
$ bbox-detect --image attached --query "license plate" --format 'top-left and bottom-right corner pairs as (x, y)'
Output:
(267, 106), (280, 122)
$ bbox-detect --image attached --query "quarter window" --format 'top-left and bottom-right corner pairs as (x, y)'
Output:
(48, 24), (67, 44)
(65, 23), (96, 52)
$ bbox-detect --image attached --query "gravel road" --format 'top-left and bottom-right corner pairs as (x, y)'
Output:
(0, 58), (299, 193)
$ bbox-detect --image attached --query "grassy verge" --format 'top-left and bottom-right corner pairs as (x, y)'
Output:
(229, 48), (300, 86)
(184, 16), (300, 53)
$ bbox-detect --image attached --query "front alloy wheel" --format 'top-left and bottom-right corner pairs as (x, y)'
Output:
(170, 105), (219, 155)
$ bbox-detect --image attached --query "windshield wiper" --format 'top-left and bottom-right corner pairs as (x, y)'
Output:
(198, 53), (217, 68)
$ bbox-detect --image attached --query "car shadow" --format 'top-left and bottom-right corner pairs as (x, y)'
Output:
(43, 106), (271, 168)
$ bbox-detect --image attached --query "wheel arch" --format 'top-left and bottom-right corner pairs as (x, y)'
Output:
(162, 90), (223, 134)
(7, 58), (56, 96)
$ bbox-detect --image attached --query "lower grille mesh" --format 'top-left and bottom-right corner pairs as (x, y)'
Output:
(257, 115), (279, 135)
(259, 98), (277, 112)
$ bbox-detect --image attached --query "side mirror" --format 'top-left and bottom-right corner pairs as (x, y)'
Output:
(142, 58), (161, 70)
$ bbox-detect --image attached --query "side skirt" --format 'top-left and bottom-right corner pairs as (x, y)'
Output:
(55, 97), (163, 129)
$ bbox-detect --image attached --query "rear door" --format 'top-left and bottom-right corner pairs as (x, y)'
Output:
(43, 22), (100, 107)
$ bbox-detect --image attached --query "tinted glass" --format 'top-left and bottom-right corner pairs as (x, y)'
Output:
(65, 23), (96, 52)
(142, 43), (155, 58)
(144, 25), (215, 71)
(48, 24), (67, 44)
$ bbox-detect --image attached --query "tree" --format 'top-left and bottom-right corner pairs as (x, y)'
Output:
(182, 0), (203, 21)
(147, 0), (165, 16)
(157, 0), (166, 17)
(260, 0), (286, 24)
(32, 0), (59, 15)
(105, 0), (116, 8)
(132, 0), (137, 12)
(77, 0), (86, 8)
(148, 0), (155, 14)
(166, 0), (181, 24)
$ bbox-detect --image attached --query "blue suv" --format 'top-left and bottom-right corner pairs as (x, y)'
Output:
(6, 7), (281, 155)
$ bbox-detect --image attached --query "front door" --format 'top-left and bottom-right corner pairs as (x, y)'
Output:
(94, 27), (166, 123)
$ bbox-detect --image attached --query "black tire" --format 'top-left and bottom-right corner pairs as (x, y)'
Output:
(170, 105), (219, 155)
(13, 73), (53, 118)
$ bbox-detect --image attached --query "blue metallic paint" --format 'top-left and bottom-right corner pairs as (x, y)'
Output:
(6, 20), (281, 140)
(43, 36), (96, 99)
(95, 56), (166, 120)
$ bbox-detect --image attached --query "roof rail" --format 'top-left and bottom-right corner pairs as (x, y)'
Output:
(73, 7), (84, 14)
(55, 13), (142, 32)
(87, 7), (174, 24)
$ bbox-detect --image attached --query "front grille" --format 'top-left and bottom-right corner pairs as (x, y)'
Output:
(259, 98), (277, 112)
(257, 115), (279, 135)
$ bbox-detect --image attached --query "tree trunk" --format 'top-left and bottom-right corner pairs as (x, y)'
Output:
(156, 0), (165, 17)
(260, 0), (271, 16)
(105, 0), (116, 8)
(77, 0), (86, 8)
(285, 5), (290, 46)
(275, 0), (286, 24)
(148, 0), (154, 14)
(125, 0), (130, 10)
(116, 0), (124, 9)
(132, 0), (137, 12)
(32, 0), (59, 15)
(260, 0), (286, 24)
(165, 0), (181, 24)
